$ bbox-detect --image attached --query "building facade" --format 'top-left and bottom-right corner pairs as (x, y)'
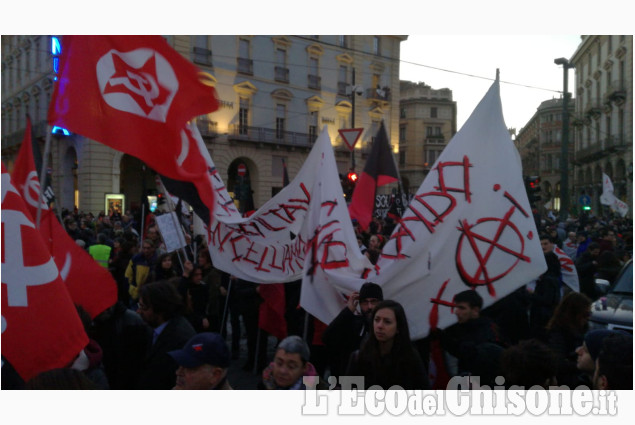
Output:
(570, 35), (632, 216)
(2, 35), (407, 215)
(398, 80), (457, 192)
(515, 98), (576, 213)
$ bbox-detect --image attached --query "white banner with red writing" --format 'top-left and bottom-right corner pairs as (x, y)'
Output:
(204, 81), (546, 339)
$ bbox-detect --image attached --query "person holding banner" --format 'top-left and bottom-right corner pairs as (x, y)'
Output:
(126, 238), (159, 306)
(345, 300), (429, 390)
(322, 282), (384, 380)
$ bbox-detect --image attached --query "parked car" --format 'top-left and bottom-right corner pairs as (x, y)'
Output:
(589, 259), (633, 333)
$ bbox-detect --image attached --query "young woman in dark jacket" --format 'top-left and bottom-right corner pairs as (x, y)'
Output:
(346, 300), (430, 390)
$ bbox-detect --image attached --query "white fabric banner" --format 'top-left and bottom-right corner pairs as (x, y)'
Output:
(204, 81), (547, 339)
(553, 246), (580, 292)
(368, 80), (547, 339)
(600, 173), (628, 217)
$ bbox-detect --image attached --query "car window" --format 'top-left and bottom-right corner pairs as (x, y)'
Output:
(612, 262), (633, 294)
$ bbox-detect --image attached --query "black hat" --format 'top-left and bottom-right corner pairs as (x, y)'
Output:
(359, 282), (383, 302)
(584, 329), (621, 362)
(168, 333), (231, 368)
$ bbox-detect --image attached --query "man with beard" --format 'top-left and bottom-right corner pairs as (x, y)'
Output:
(322, 282), (383, 381)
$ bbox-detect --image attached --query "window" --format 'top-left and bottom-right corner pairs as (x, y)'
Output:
(434, 126), (442, 136)
(239, 98), (249, 135)
(193, 35), (212, 65)
(309, 111), (318, 141)
(373, 36), (381, 55)
(426, 126), (433, 136)
(339, 35), (348, 48)
(308, 57), (320, 89)
(275, 48), (289, 83)
(400, 108), (406, 119)
(399, 150), (406, 166)
(237, 38), (252, 74)
(430, 107), (437, 118)
(276, 104), (286, 139)
(338, 65), (348, 95)
(399, 125), (406, 143)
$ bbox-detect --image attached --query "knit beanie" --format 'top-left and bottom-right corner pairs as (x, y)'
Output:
(359, 282), (383, 302)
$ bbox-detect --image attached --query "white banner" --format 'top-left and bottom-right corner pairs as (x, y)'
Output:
(600, 173), (628, 217)
(203, 81), (547, 339)
(370, 80), (547, 339)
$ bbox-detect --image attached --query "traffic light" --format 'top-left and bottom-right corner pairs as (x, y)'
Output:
(157, 192), (166, 205)
(343, 170), (358, 200)
(524, 175), (541, 206)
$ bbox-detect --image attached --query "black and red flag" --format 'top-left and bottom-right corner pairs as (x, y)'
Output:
(348, 122), (400, 231)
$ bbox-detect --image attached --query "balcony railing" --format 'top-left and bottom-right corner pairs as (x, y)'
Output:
(607, 80), (627, 104)
(308, 74), (321, 90)
(196, 118), (218, 138)
(366, 87), (391, 101)
(575, 143), (605, 163)
(229, 125), (316, 148)
(605, 134), (628, 151)
(274, 66), (289, 83)
(237, 57), (253, 75)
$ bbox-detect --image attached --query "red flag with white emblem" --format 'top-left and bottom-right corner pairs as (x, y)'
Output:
(2, 163), (88, 381)
(47, 35), (220, 212)
(11, 118), (117, 318)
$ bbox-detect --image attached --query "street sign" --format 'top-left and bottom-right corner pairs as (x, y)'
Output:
(579, 195), (591, 206)
(338, 128), (363, 152)
(237, 163), (247, 177)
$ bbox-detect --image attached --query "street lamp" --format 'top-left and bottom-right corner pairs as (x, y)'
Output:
(554, 57), (574, 220)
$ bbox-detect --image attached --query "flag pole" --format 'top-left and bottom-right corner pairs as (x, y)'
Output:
(36, 126), (53, 229)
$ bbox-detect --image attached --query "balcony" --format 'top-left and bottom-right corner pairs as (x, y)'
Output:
(196, 118), (218, 138)
(365, 87), (391, 101)
(274, 66), (289, 83)
(308, 74), (321, 90)
(237, 58), (253, 75)
(229, 125), (315, 148)
(604, 134), (628, 152)
(607, 80), (627, 105)
(584, 98), (602, 120)
(575, 143), (605, 164)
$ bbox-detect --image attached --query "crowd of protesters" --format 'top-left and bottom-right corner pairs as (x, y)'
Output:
(4, 206), (632, 390)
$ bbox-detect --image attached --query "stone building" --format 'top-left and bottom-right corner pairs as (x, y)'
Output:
(398, 80), (457, 192)
(2, 35), (407, 215)
(570, 35), (632, 216)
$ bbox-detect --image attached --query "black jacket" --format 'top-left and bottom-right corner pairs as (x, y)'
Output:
(322, 307), (370, 378)
(135, 315), (196, 390)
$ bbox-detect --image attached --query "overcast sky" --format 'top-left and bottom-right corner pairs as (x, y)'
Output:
(399, 35), (583, 133)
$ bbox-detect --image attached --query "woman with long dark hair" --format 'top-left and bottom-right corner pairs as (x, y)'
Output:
(545, 291), (592, 387)
(345, 300), (429, 390)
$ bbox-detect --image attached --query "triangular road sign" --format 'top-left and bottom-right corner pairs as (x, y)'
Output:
(338, 128), (363, 151)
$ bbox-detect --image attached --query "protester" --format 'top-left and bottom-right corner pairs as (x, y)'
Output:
(345, 300), (430, 390)
(575, 242), (601, 299)
(575, 329), (622, 388)
(593, 332), (633, 390)
(500, 339), (557, 389)
(152, 252), (178, 282)
(260, 335), (322, 390)
(168, 333), (233, 390)
(88, 233), (113, 268)
(135, 280), (196, 390)
(125, 238), (159, 305)
(234, 278), (265, 372)
(441, 290), (505, 386)
(527, 251), (561, 340)
(544, 292), (592, 388)
(24, 368), (99, 390)
(562, 231), (579, 260)
(322, 282), (383, 379)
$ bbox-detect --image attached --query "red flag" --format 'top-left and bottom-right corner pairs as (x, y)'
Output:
(11, 118), (117, 318)
(348, 122), (399, 231)
(258, 283), (287, 340)
(47, 35), (220, 211)
(2, 163), (88, 381)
